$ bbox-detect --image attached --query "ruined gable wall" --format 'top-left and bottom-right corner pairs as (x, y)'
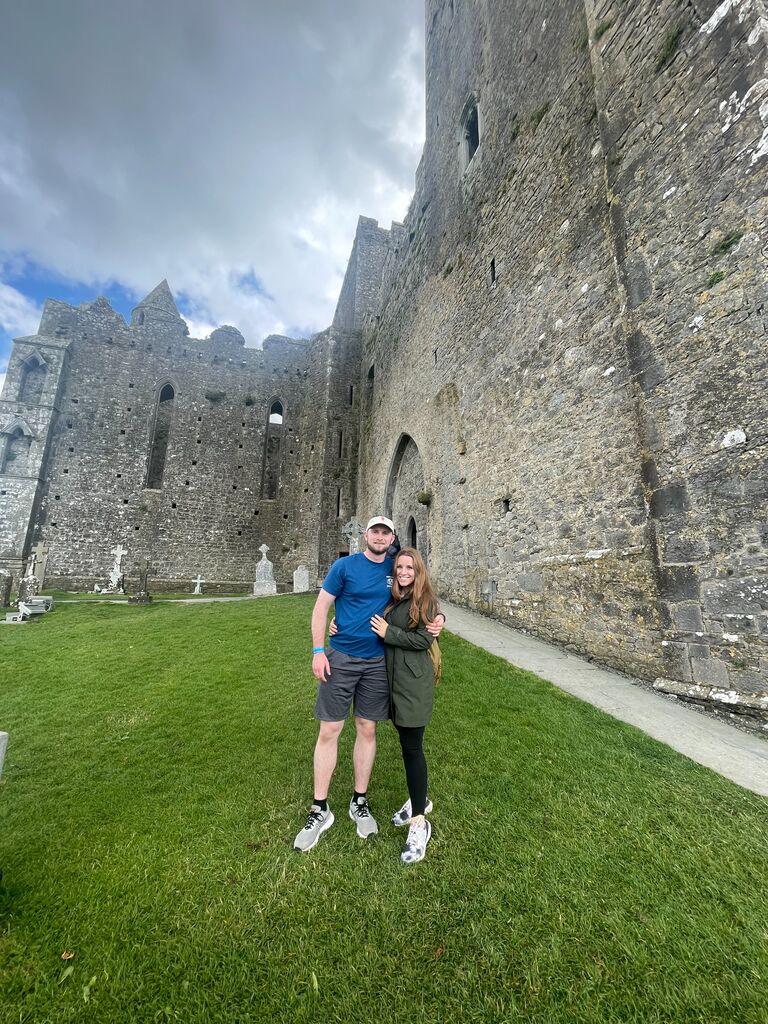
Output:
(357, 0), (767, 697)
(13, 299), (331, 589)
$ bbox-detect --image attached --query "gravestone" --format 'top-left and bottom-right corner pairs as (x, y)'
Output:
(0, 732), (8, 779)
(192, 575), (204, 595)
(29, 542), (50, 588)
(129, 559), (153, 604)
(0, 572), (12, 608)
(252, 544), (277, 597)
(293, 564), (310, 593)
(17, 574), (40, 604)
(342, 518), (364, 554)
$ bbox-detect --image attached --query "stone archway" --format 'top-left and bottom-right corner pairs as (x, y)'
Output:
(385, 434), (428, 558)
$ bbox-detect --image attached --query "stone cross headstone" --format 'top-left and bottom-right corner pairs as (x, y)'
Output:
(293, 564), (310, 593)
(30, 542), (50, 587)
(17, 573), (40, 604)
(0, 572), (12, 608)
(342, 517), (365, 554)
(192, 575), (204, 595)
(252, 544), (277, 596)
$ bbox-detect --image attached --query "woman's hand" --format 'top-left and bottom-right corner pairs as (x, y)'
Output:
(426, 613), (445, 638)
(370, 614), (388, 638)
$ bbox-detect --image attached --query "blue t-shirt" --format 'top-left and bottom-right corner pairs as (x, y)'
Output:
(322, 552), (394, 659)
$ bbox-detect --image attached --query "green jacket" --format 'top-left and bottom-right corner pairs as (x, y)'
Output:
(383, 597), (435, 727)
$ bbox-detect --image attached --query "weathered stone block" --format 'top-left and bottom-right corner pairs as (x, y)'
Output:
(670, 602), (704, 633)
(516, 571), (544, 594)
(691, 658), (730, 687)
(661, 641), (693, 682)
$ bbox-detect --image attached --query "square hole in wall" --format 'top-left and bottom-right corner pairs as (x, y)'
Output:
(237, 530), (242, 536)
(129, 383), (135, 388)
(120, 429), (126, 435)
(192, 460), (197, 466)
(64, 468), (68, 474)
(116, 473), (121, 478)
(123, 499), (128, 504)
(171, 502), (177, 508)
(68, 447), (74, 452)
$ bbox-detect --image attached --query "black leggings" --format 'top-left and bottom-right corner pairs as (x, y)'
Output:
(395, 724), (428, 815)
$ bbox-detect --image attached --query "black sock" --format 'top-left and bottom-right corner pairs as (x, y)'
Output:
(313, 798), (328, 811)
(353, 791), (367, 803)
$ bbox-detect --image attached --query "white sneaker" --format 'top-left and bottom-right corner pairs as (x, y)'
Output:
(401, 819), (432, 863)
(391, 798), (433, 827)
(348, 796), (379, 838)
(293, 805), (334, 852)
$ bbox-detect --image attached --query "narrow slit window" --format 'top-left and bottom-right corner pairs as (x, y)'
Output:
(261, 398), (284, 499)
(145, 383), (175, 489)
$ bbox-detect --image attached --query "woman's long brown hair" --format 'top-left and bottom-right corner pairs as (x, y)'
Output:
(386, 547), (438, 628)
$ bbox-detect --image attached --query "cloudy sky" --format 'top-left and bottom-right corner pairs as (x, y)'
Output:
(0, 0), (426, 394)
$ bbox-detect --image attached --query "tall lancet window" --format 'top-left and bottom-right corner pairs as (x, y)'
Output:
(146, 383), (175, 489)
(19, 356), (47, 404)
(261, 399), (284, 499)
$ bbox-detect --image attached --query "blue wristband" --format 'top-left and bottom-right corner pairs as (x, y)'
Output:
(312, 647), (325, 654)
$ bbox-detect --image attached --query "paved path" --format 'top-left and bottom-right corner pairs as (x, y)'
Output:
(441, 601), (768, 799)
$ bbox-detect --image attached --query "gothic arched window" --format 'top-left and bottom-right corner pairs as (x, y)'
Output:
(18, 356), (47, 404)
(261, 399), (284, 499)
(1, 428), (32, 476)
(145, 383), (175, 489)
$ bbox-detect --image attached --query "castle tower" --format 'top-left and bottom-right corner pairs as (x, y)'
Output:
(0, 311), (70, 582)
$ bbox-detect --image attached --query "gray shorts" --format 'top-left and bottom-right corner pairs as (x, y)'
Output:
(314, 648), (390, 722)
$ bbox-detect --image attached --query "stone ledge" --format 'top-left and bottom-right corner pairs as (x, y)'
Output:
(654, 677), (768, 717)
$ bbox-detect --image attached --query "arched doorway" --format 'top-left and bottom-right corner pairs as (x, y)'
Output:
(385, 434), (428, 558)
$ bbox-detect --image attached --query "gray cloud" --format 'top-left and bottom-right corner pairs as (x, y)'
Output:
(0, 0), (425, 343)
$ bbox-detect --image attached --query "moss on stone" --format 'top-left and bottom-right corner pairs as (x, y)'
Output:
(710, 231), (743, 257)
(655, 26), (684, 72)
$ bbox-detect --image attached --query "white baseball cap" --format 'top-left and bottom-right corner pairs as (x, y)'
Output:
(365, 516), (395, 533)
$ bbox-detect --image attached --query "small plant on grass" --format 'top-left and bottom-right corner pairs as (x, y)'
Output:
(655, 25), (684, 71)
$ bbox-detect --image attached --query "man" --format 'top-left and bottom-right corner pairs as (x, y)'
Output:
(293, 516), (444, 852)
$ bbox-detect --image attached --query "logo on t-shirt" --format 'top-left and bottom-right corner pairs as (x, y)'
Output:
(386, 576), (394, 589)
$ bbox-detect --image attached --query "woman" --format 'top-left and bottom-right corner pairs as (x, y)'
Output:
(370, 547), (439, 864)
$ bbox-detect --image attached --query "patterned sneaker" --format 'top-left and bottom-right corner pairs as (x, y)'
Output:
(348, 796), (379, 839)
(391, 798), (433, 827)
(293, 805), (335, 852)
(401, 819), (432, 863)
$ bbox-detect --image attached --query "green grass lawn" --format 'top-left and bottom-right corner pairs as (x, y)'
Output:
(0, 597), (766, 1023)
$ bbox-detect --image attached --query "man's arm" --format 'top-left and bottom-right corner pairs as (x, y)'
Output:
(311, 589), (336, 682)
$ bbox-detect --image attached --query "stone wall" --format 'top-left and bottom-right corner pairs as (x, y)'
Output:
(356, 0), (767, 701)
